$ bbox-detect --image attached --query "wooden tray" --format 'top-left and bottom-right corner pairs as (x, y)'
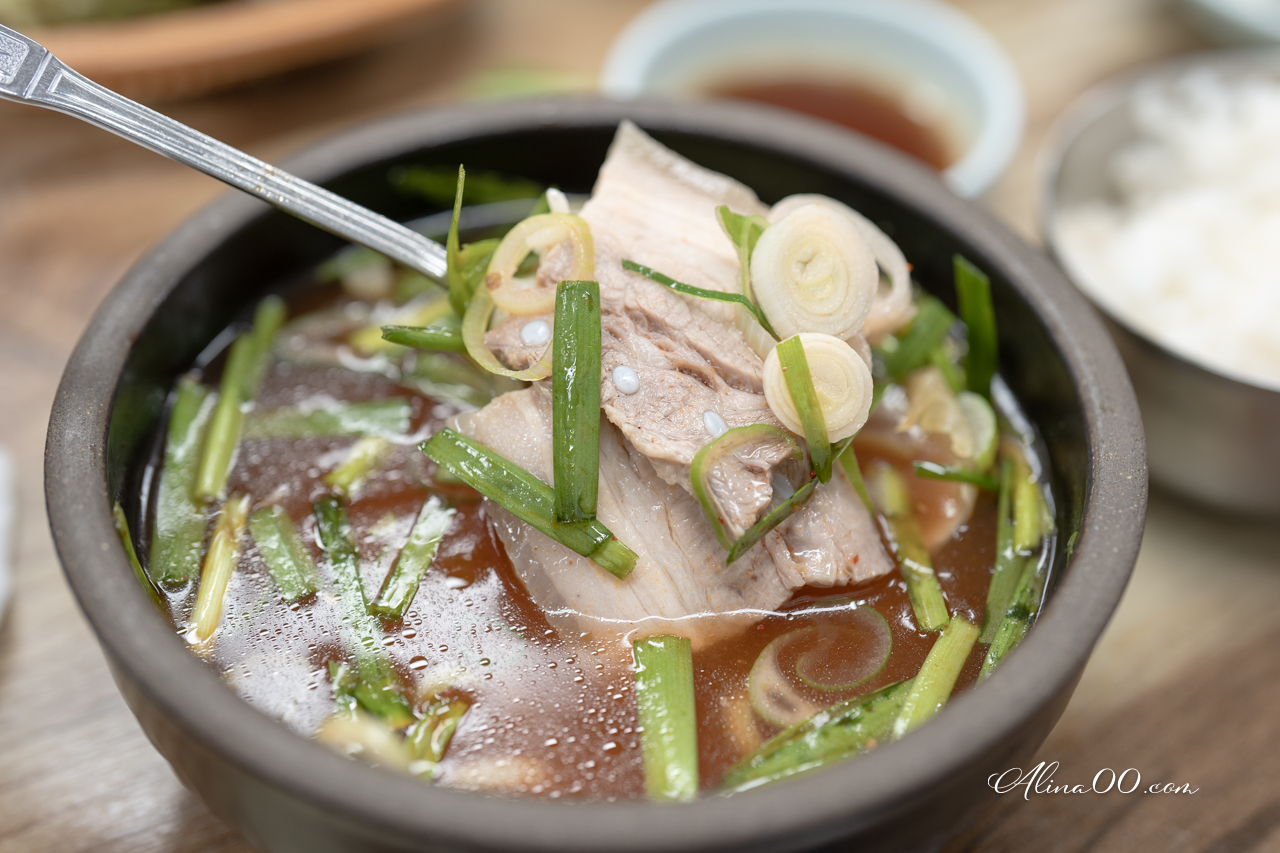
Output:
(26, 0), (466, 101)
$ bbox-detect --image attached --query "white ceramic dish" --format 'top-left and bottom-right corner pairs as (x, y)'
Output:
(1178, 0), (1280, 45)
(600, 0), (1024, 198)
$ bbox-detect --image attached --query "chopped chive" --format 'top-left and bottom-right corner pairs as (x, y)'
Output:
(195, 299), (285, 500)
(716, 205), (770, 300)
(892, 616), (979, 738)
(622, 259), (780, 341)
(420, 428), (637, 578)
(837, 443), (875, 515)
(911, 460), (998, 492)
(243, 399), (412, 440)
(372, 496), (456, 619)
(875, 295), (957, 383)
(150, 375), (215, 584)
(633, 635), (699, 802)
(248, 504), (320, 602)
(406, 694), (471, 777)
(191, 494), (251, 642)
(954, 255), (997, 400)
(350, 293), (455, 356)
(776, 335), (833, 483)
(867, 463), (950, 632)
(381, 323), (467, 353)
(690, 425), (802, 551)
(113, 501), (163, 609)
(552, 280), (602, 523)
(720, 679), (912, 793)
(444, 166), (502, 316)
(324, 436), (392, 495)
(314, 497), (415, 728)
(981, 458), (1022, 644)
(980, 556), (1048, 680)
(726, 476), (818, 565)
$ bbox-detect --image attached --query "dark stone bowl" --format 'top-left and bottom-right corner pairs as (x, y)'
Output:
(45, 98), (1146, 853)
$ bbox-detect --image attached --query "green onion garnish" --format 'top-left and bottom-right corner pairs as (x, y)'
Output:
(633, 635), (699, 802)
(314, 497), (415, 728)
(113, 501), (162, 609)
(420, 429), (637, 579)
(716, 205), (769, 300)
(552, 280), (602, 523)
(980, 457), (1022, 644)
(954, 255), (998, 400)
(776, 335), (833, 483)
(726, 476), (818, 565)
(621, 259), (780, 341)
(911, 460), (998, 492)
(381, 322), (467, 353)
(324, 436), (391, 495)
(867, 463), (950, 632)
(150, 375), (215, 584)
(191, 494), (251, 642)
(690, 424), (802, 551)
(195, 297), (286, 500)
(242, 399), (411, 440)
(248, 504), (321, 602)
(720, 679), (912, 792)
(372, 496), (456, 619)
(874, 294), (956, 384)
(892, 616), (979, 738)
(837, 442), (875, 516)
(445, 165), (501, 316)
(980, 557), (1047, 680)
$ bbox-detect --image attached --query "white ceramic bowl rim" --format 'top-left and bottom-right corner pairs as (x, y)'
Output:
(600, 0), (1025, 198)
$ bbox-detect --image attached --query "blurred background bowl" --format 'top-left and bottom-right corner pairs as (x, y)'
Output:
(1041, 50), (1280, 516)
(600, 0), (1024, 199)
(1177, 0), (1280, 45)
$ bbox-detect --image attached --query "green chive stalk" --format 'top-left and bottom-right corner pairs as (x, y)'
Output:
(980, 557), (1048, 680)
(191, 494), (251, 642)
(552, 280), (602, 523)
(892, 616), (979, 738)
(242, 399), (411, 440)
(726, 478), (817, 565)
(195, 297), (286, 499)
(776, 335), (834, 483)
(248, 505), (320, 602)
(720, 680), (912, 792)
(912, 460), (998, 492)
(314, 497), (415, 728)
(690, 425), (802, 551)
(405, 694), (471, 777)
(112, 502), (162, 609)
(838, 443), (876, 515)
(420, 428), (637, 579)
(150, 375), (215, 584)
(380, 323), (467, 353)
(875, 295), (957, 383)
(867, 463), (950, 632)
(445, 165), (501, 316)
(716, 205), (769, 301)
(1010, 447), (1054, 554)
(954, 255), (997, 400)
(633, 635), (699, 802)
(621, 260), (779, 340)
(981, 458), (1023, 644)
(372, 496), (456, 619)
(324, 436), (392, 495)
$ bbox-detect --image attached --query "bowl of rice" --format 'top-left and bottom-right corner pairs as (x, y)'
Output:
(1042, 50), (1280, 515)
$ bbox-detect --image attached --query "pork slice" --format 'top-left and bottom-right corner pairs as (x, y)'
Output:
(451, 386), (796, 650)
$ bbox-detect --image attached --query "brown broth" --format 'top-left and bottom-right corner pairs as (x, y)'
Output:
(711, 80), (955, 171)
(146, 291), (1037, 801)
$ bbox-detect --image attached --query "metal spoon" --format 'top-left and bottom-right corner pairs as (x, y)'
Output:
(0, 24), (448, 279)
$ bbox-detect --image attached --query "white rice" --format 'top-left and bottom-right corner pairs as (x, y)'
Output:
(1054, 68), (1280, 386)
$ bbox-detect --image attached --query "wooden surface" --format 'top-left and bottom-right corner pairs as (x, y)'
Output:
(1, 1), (1276, 850)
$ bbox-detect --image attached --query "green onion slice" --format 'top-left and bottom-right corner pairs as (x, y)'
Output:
(462, 285), (552, 381)
(381, 321), (467, 353)
(420, 428), (636, 579)
(892, 616), (979, 738)
(243, 399), (411, 440)
(150, 375), (215, 584)
(776, 335), (832, 483)
(980, 458), (1022, 644)
(248, 504), (321, 602)
(552, 280), (602, 523)
(372, 496), (457, 619)
(866, 462), (950, 632)
(716, 205), (770, 300)
(113, 501), (163, 609)
(621, 259), (780, 341)
(726, 476), (818, 565)
(690, 424), (801, 552)
(874, 294), (956, 384)
(911, 460), (998, 492)
(954, 255), (998, 400)
(633, 635), (699, 802)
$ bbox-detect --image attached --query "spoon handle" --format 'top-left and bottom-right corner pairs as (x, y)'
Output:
(0, 24), (448, 279)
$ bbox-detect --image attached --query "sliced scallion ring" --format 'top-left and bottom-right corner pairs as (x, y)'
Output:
(795, 610), (892, 692)
(690, 424), (802, 550)
(485, 213), (594, 316)
(764, 333), (874, 451)
(462, 286), (552, 381)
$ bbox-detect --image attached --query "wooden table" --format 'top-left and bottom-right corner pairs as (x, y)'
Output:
(2, 1), (1275, 850)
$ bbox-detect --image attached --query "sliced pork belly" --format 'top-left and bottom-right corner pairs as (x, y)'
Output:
(452, 386), (894, 650)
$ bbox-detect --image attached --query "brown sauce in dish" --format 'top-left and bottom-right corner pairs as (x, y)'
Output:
(711, 80), (955, 171)
(145, 288), (1031, 801)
